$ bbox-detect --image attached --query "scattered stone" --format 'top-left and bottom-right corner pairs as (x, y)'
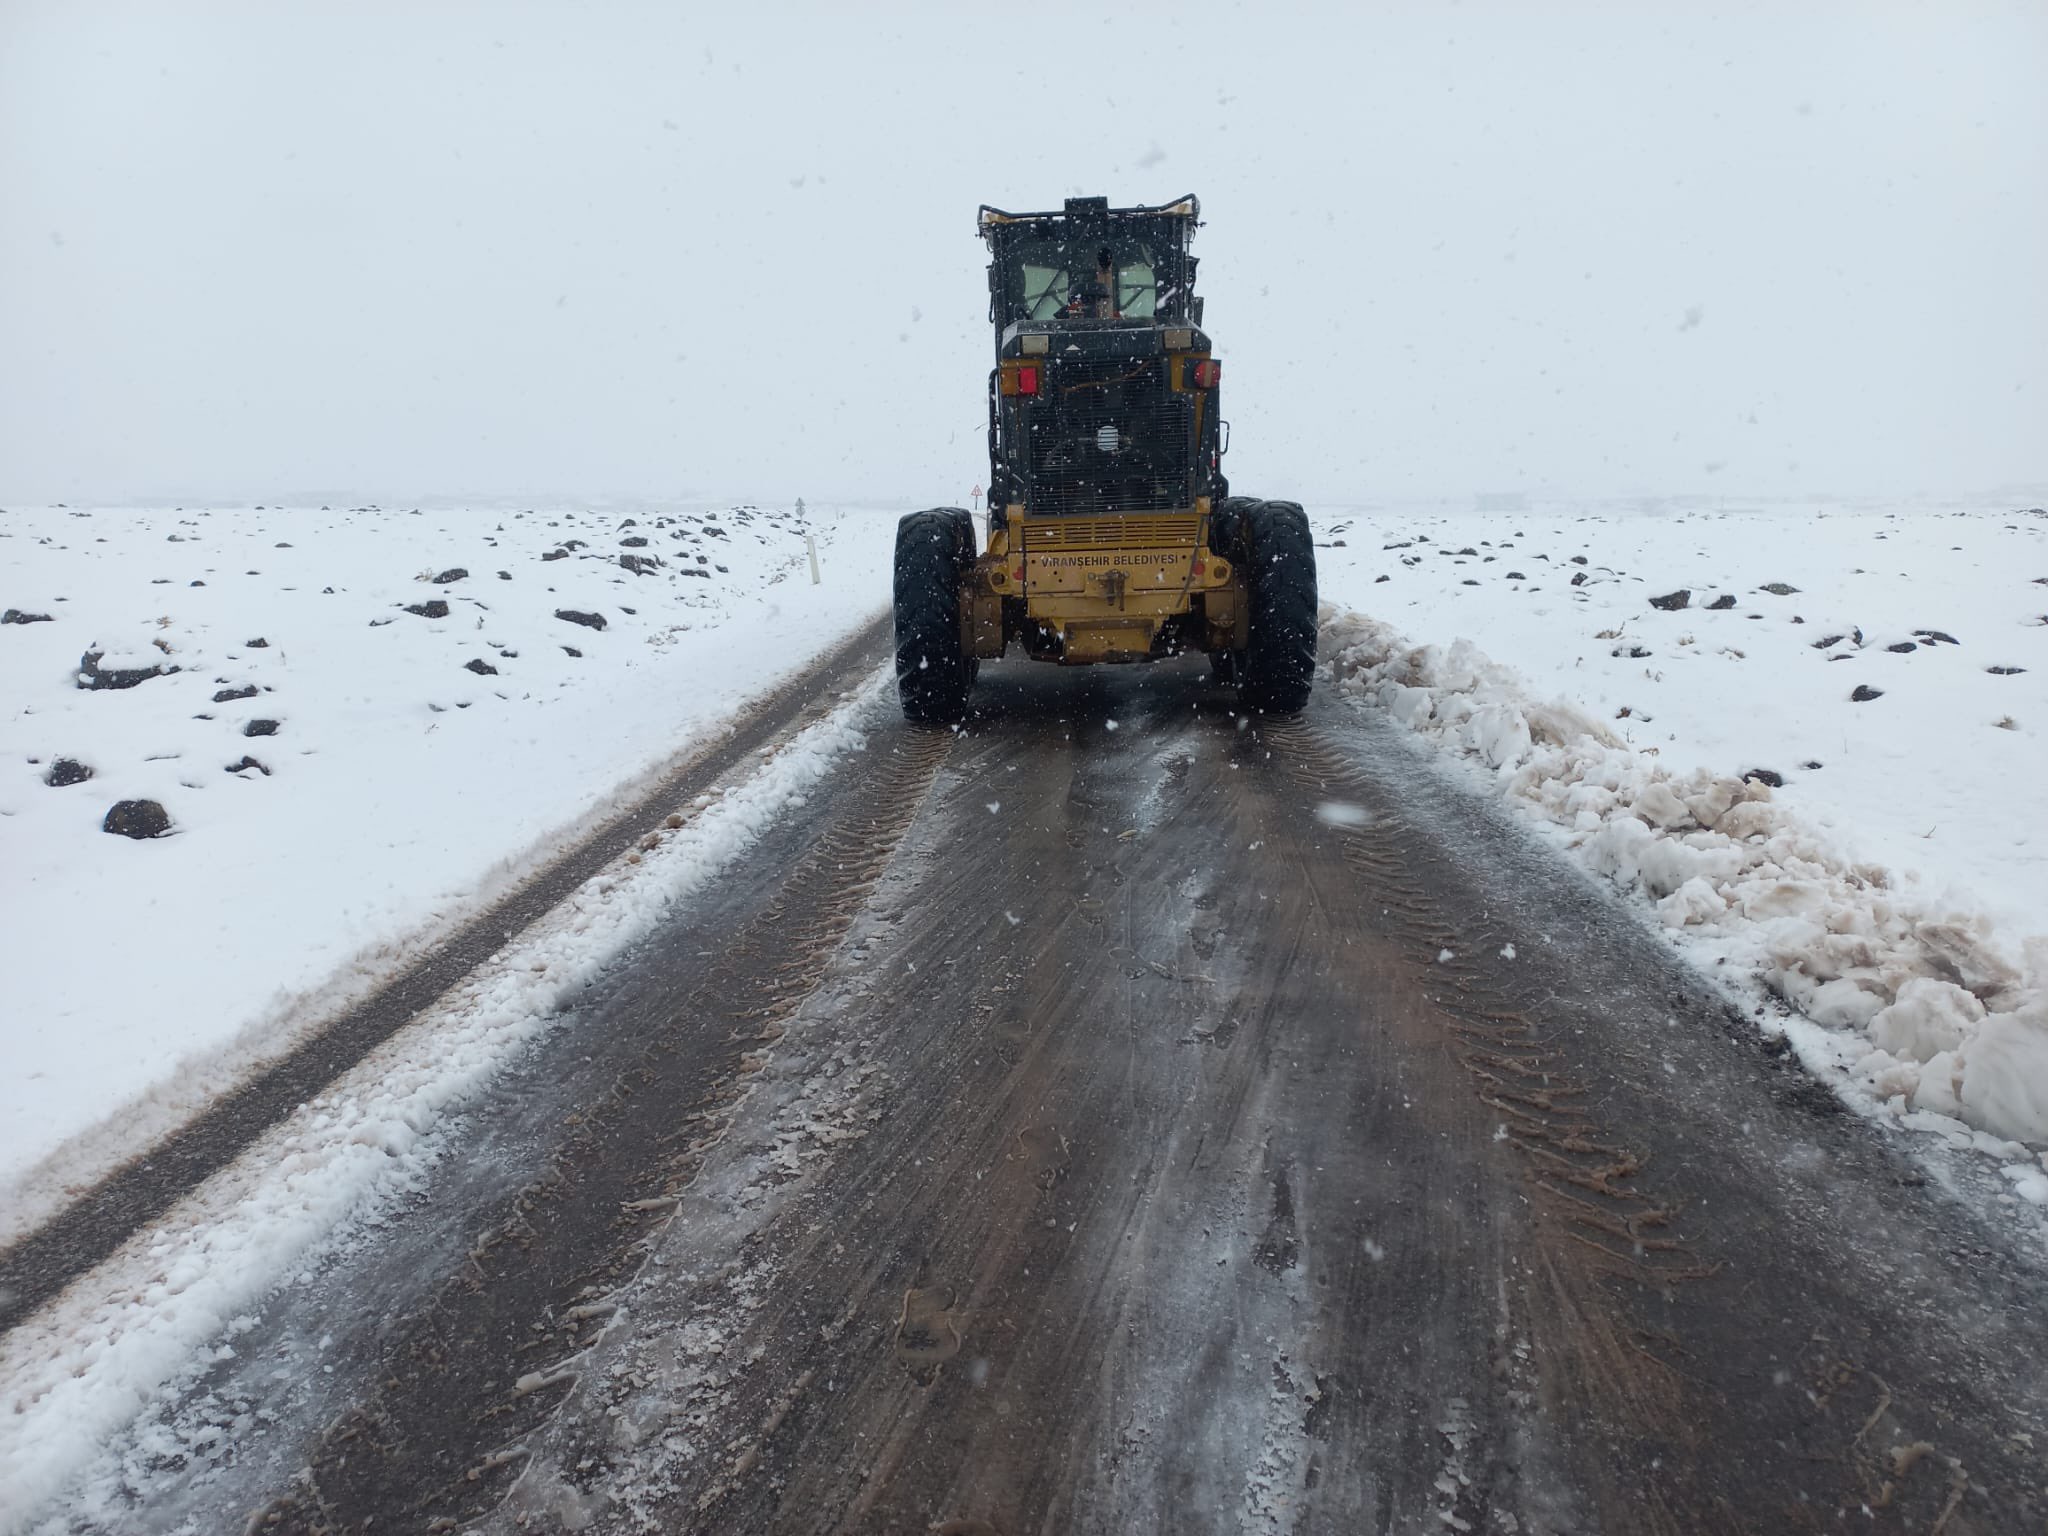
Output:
(1993, 716), (2019, 731)
(1374, 574), (1389, 583)
(275, 541), (293, 548)
(679, 567), (710, 579)
(497, 570), (512, 581)
(245, 636), (269, 648)
(1913, 629), (1959, 645)
(1570, 572), (1588, 587)
(1801, 759), (1824, 770)
(556, 609), (606, 631)
(190, 580), (206, 587)
(1570, 555), (1587, 565)
(76, 650), (169, 690)
(1987, 665), (2028, 676)
(1742, 767), (1785, 788)
(44, 758), (92, 787)
(542, 548), (570, 562)
(1649, 589), (1691, 611)
(1706, 594), (1737, 610)
(2, 608), (54, 624)
(404, 600), (451, 619)
(1461, 578), (1479, 587)
(224, 755), (271, 776)
(102, 799), (171, 838)
(620, 535), (649, 547)
(1886, 641), (1917, 654)
(242, 718), (280, 737)
(1759, 582), (1800, 596)
(1505, 571), (1525, 580)
(213, 684), (258, 703)
(1811, 634), (1845, 649)
(562, 645), (583, 658)
(1850, 684), (1884, 702)
(1454, 546), (1478, 556)
(464, 657), (499, 675)
(432, 567), (469, 584)
(620, 553), (662, 576)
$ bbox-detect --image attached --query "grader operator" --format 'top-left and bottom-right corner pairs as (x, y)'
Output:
(892, 194), (1317, 723)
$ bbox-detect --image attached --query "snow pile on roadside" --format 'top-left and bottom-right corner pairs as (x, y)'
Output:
(0, 501), (891, 1223)
(0, 672), (887, 1533)
(1322, 607), (2048, 1166)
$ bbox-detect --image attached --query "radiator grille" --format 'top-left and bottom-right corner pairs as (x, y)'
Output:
(1023, 356), (1192, 516)
(1021, 515), (1202, 552)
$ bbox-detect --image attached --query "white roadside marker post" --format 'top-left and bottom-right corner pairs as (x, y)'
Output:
(796, 496), (820, 584)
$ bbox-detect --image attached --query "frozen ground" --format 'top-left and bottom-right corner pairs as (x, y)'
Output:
(0, 502), (892, 1238)
(1314, 495), (2048, 1168)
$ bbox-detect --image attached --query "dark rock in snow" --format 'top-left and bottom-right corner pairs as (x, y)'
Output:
(405, 600), (450, 619)
(1461, 578), (1480, 586)
(1988, 665), (2028, 676)
(243, 718), (280, 737)
(1648, 589), (1690, 611)
(1570, 555), (1587, 565)
(1850, 684), (1885, 702)
(224, 756), (271, 776)
(103, 799), (172, 838)
(562, 645), (583, 658)
(1759, 582), (1800, 596)
(4, 608), (55, 624)
(555, 609), (606, 630)
(464, 657), (499, 675)
(679, 567), (710, 579)
(1570, 572), (1588, 587)
(433, 567), (469, 584)
(1742, 767), (1785, 788)
(1801, 760), (1824, 770)
(1812, 634), (1845, 649)
(1505, 571), (1525, 580)
(542, 548), (570, 562)
(1455, 546), (1479, 556)
(44, 758), (93, 787)
(1374, 573), (1390, 583)
(620, 553), (662, 576)
(213, 684), (259, 703)
(497, 570), (512, 580)
(76, 650), (170, 690)
(1887, 641), (1918, 654)
(1706, 594), (1737, 610)
(1913, 629), (1959, 645)
(245, 637), (269, 648)
(620, 535), (649, 547)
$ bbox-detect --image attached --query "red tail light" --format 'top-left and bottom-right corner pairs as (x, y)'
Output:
(1017, 365), (1040, 396)
(1191, 359), (1222, 388)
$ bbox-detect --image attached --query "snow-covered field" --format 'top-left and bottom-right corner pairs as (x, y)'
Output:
(1313, 497), (2048, 1184)
(0, 502), (893, 1237)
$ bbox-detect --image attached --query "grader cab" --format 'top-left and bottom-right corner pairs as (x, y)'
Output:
(892, 194), (1317, 723)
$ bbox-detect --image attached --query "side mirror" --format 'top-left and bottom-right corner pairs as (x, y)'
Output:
(1192, 296), (1205, 325)
(1219, 419), (1230, 456)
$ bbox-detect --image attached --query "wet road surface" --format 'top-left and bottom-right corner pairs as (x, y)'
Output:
(38, 652), (2048, 1534)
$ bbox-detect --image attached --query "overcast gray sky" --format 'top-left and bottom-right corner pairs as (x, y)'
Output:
(2, 0), (2043, 508)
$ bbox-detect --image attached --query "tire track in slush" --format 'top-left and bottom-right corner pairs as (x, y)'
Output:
(247, 722), (954, 1535)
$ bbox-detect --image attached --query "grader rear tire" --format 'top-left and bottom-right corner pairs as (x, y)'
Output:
(893, 508), (975, 723)
(1238, 499), (1317, 713)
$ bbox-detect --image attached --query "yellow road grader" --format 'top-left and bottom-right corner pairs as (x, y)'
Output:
(892, 194), (1317, 722)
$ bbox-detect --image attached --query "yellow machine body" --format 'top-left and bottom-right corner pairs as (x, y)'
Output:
(963, 508), (1246, 666)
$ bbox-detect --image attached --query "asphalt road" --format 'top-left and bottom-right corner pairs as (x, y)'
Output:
(37, 649), (2048, 1535)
